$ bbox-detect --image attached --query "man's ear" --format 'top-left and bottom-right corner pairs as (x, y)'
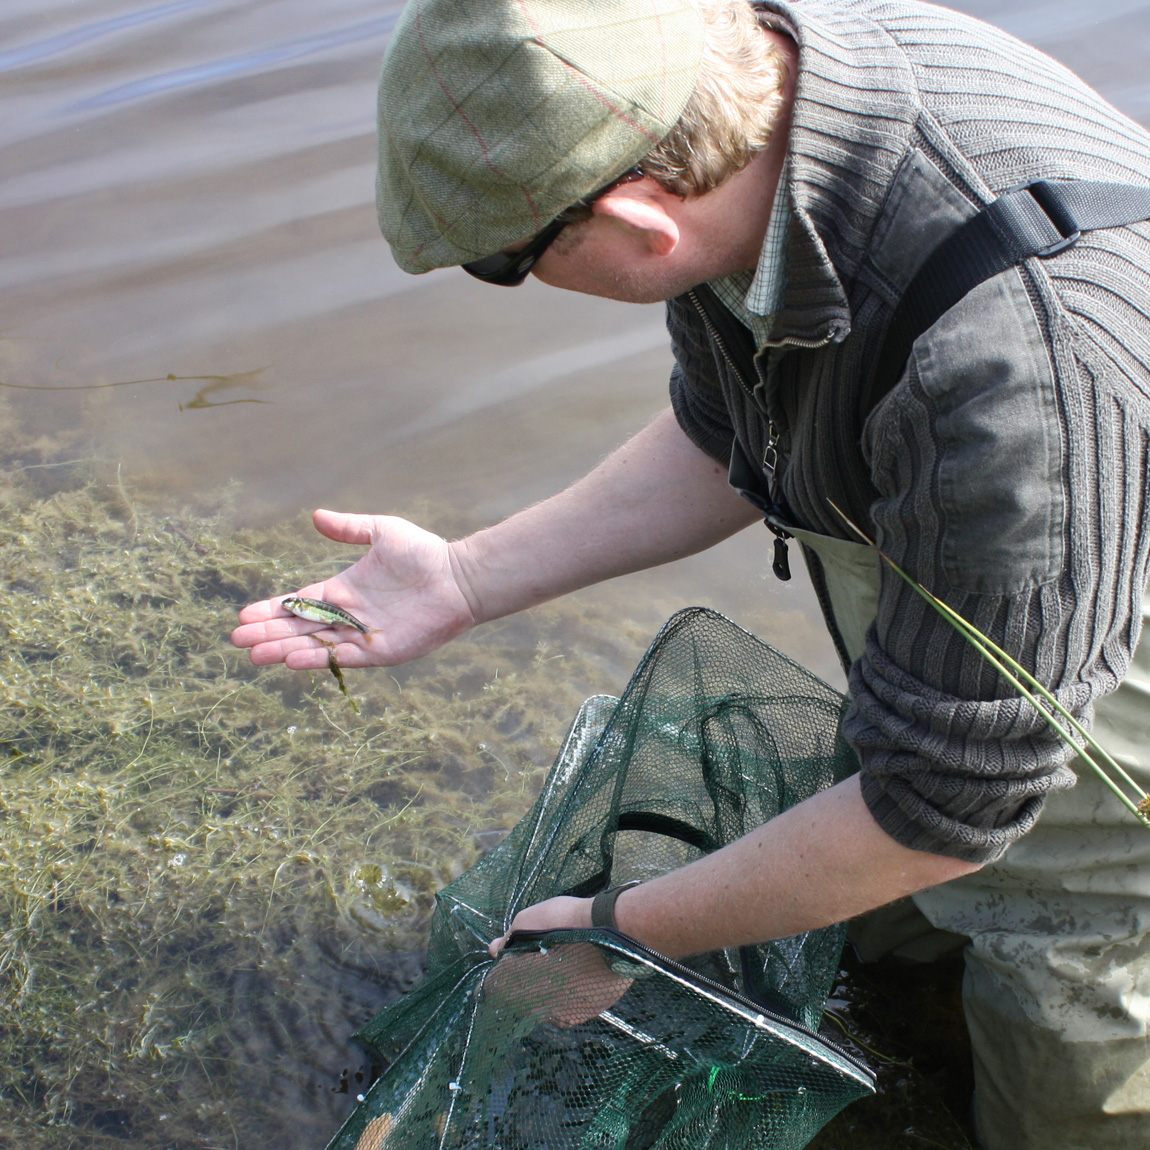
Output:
(592, 183), (681, 256)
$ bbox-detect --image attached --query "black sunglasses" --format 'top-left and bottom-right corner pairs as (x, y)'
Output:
(462, 168), (645, 287)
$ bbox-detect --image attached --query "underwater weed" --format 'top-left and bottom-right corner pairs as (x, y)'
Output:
(0, 461), (644, 1148)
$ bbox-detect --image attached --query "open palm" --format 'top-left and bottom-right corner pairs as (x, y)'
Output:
(230, 509), (477, 670)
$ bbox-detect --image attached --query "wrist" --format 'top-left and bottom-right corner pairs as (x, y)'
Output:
(445, 535), (488, 626)
(447, 525), (551, 626)
(591, 881), (641, 931)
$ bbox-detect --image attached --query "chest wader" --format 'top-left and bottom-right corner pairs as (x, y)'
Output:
(728, 180), (1150, 1150)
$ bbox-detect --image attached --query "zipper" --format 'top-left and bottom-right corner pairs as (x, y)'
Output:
(688, 289), (758, 402)
(688, 288), (793, 581)
(504, 928), (875, 1083)
(764, 331), (838, 350)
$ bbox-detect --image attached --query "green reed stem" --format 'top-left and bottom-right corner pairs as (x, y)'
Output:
(827, 501), (1150, 829)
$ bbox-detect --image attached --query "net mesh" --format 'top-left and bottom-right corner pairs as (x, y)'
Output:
(327, 608), (874, 1150)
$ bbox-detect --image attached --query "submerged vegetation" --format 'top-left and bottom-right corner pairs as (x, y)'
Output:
(0, 448), (644, 1148)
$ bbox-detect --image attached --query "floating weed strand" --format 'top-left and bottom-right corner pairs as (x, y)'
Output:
(828, 501), (1150, 828)
(318, 638), (361, 715)
(821, 1009), (910, 1067)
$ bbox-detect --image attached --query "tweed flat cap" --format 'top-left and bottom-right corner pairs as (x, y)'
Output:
(377, 0), (705, 273)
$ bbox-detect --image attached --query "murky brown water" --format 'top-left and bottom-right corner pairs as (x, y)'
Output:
(2, 1), (1149, 1146)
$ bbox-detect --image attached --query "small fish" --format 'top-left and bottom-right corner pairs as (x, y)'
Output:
(281, 595), (371, 634)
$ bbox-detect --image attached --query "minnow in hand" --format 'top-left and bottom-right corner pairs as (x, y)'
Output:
(281, 595), (371, 634)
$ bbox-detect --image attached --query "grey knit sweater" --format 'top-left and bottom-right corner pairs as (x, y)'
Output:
(668, 0), (1150, 863)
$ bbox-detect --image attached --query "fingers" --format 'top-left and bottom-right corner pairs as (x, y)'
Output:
(231, 626), (327, 668)
(251, 635), (377, 670)
(230, 608), (379, 668)
(233, 508), (422, 668)
(313, 508), (377, 546)
(235, 601), (291, 630)
(231, 602), (307, 652)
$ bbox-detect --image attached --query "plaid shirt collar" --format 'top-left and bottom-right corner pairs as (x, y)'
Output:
(706, 157), (792, 347)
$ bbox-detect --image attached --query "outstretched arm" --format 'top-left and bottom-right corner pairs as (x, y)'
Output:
(231, 408), (759, 670)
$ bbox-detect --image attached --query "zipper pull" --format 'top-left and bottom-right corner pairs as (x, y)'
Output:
(762, 422), (780, 488)
(772, 533), (791, 581)
(762, 422), (791, 581)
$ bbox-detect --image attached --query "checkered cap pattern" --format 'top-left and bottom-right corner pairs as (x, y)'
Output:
(378, 0), (704, 273)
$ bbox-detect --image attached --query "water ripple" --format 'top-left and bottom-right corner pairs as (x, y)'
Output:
(71, 14), (399, 111)
(956, 0), (1150, 44)
(0, 0), (216, 74)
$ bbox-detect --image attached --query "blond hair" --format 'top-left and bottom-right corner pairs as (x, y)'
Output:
(642, 0), (786, 196)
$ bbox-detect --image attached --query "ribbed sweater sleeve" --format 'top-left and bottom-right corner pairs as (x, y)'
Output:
(848, 217), (1150, 860)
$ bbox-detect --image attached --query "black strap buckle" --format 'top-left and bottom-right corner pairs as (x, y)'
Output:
(1006, 179), (1082, 257)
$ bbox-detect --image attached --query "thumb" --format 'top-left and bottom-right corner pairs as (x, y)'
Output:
(313, 508), (375, 546)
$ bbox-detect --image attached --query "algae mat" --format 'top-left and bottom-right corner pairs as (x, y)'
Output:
(0, 459), (647, 1148)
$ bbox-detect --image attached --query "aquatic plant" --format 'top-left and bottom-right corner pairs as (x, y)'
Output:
(0, 455), (646, 1148)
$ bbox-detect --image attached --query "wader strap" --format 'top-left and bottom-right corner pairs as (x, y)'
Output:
(868, 180), (1150, 412)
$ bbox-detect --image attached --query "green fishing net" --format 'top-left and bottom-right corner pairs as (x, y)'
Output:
(327, 608), (874, 1150)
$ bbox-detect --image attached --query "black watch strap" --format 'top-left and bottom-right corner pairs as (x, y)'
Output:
(591, 880), (641, 930)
